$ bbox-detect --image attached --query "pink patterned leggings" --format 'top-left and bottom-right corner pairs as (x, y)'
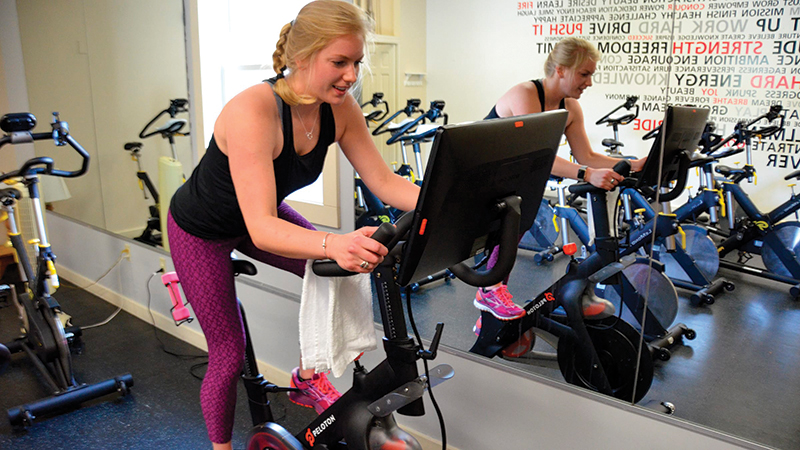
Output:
(167, 203), (314, 444)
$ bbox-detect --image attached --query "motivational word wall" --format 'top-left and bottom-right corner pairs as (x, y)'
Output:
(518, 0), (799, 203)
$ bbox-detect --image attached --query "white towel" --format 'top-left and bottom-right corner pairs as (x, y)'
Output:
(299, 260), (377, 378)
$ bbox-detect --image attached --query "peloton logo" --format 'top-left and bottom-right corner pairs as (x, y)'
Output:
(527, 291), (556, 315)
(305, 415), (336, 446)
(754, 221), (769, 231)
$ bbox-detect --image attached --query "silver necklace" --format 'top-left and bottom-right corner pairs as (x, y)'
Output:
(293, 106), (318, 140)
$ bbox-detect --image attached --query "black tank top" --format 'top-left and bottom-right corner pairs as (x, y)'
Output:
(170, 80), (335, 239)
(484, 79), (566, 119)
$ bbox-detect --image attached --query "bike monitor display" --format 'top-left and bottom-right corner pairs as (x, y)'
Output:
(636, 105), (710, 188)
(397, 110), (567, 286)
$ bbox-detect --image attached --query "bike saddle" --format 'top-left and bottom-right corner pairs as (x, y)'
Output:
(785, 169), (800, 181)
(0, 188), (22, 202)
(602, 138), (624, 148)
(233, 259), (257, 277)
(715, 165), (746, 178)
(124, 142), (143, 151)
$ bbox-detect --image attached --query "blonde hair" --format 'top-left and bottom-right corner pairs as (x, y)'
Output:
(272, 0), (373, 106)
(543, 37), (601, 78)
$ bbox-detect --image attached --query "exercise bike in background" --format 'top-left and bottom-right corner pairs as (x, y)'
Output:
(595, 96), (639, 158)
(0, 112), (133, 428)
(124, 98), (189, 249)
(698, 106), (800, 298)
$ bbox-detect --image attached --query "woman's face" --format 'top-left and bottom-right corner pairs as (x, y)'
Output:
(297, 34), (364, 105)
(560, 59), (596, 99)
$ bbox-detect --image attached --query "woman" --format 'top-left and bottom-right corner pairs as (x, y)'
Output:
(167, 2), (419, 448)
(475, 37), (646, 321)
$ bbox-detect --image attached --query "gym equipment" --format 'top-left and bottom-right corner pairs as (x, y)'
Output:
(360, 92), (389, 124)
(0, 112), (133, 428)
(700, 106), (800, 297)
(473, 160), (658, 402)
(622, 114), (735, 306)
(354, 93), (401, 228)
(596, 96), (639, 158)
(385, 100), (448, 185)
(123, 142), (162, 246)
(176, 112), (558, 448)
(524, 97), (640, 263)
(132, 98), (189, 250)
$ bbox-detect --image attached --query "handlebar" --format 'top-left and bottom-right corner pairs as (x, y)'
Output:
(361, 93), (390, 123)
(385, 100), (447, 145)
(568, 160), (631, 197)
(596, 96), (639, 127)
(372, 98), (424, 136)
(312, 221), (402, 277)
(0, 112), (91, 182)
(709, 104), (784, 152)
(139, 98), (190, 139)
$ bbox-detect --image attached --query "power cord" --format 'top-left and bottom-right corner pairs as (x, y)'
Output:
(71, 253), (126, 330)
(405, 285), (447, 450)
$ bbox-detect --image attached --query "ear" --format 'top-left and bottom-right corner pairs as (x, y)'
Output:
(556, 65), (566, 78)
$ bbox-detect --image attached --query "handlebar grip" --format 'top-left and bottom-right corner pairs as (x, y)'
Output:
(312, 222), (399, 277)
(613, 159), (632, 177)
(449, 196), (522, 287)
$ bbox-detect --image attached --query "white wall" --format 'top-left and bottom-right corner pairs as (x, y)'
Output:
(47, 212), (766, 449)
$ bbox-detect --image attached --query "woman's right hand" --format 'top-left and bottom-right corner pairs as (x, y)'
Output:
(584, 167), (624, 191)
(326, 227), (388, 273)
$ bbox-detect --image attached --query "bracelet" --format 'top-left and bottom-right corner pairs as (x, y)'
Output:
(321, 232), (333, 259)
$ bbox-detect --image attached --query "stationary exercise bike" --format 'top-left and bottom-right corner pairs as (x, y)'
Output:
(0, 112), (133, 428)
(596, 96), (639, 158)
(126, 98), (189, 248)
(699, 106), (800, 297)
(620, 120), (735, 306)
(473, 160), (657, 402)
(168, 113), (557, 448)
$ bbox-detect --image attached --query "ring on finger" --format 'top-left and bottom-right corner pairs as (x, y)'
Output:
(360, 260), (370, 269)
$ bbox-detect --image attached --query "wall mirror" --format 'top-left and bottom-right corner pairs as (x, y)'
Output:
(359, 2), (800, 450)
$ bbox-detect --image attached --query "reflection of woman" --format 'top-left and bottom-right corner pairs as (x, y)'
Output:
(167, 2), (419, 449)
(475, 37), (647, 321)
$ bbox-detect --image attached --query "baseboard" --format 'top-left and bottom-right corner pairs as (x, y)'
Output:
(57, 266), (455, 450)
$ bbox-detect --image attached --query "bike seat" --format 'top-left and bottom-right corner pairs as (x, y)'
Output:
(715, 165), (745, 178)
(124, 142), (143, 151)
(0, 188), (22, 202)
(602, 138), (623, 148)
(785, 169), (800, 181)
(233, 259), (257, 277)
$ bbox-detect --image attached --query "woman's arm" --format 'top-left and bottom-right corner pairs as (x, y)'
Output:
(218, 86), (387, 272)
(336, 95), (420, 212)
(554, 99), (646, 188)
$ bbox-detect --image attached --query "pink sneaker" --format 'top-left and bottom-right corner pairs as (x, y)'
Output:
(288, 368), (341, 414)
(474, 285), (525, 320)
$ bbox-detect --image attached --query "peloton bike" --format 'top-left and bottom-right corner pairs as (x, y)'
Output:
(472, 105), (714, 402)
(0, 112), (133, 428)
(226, 112), (561, 449)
